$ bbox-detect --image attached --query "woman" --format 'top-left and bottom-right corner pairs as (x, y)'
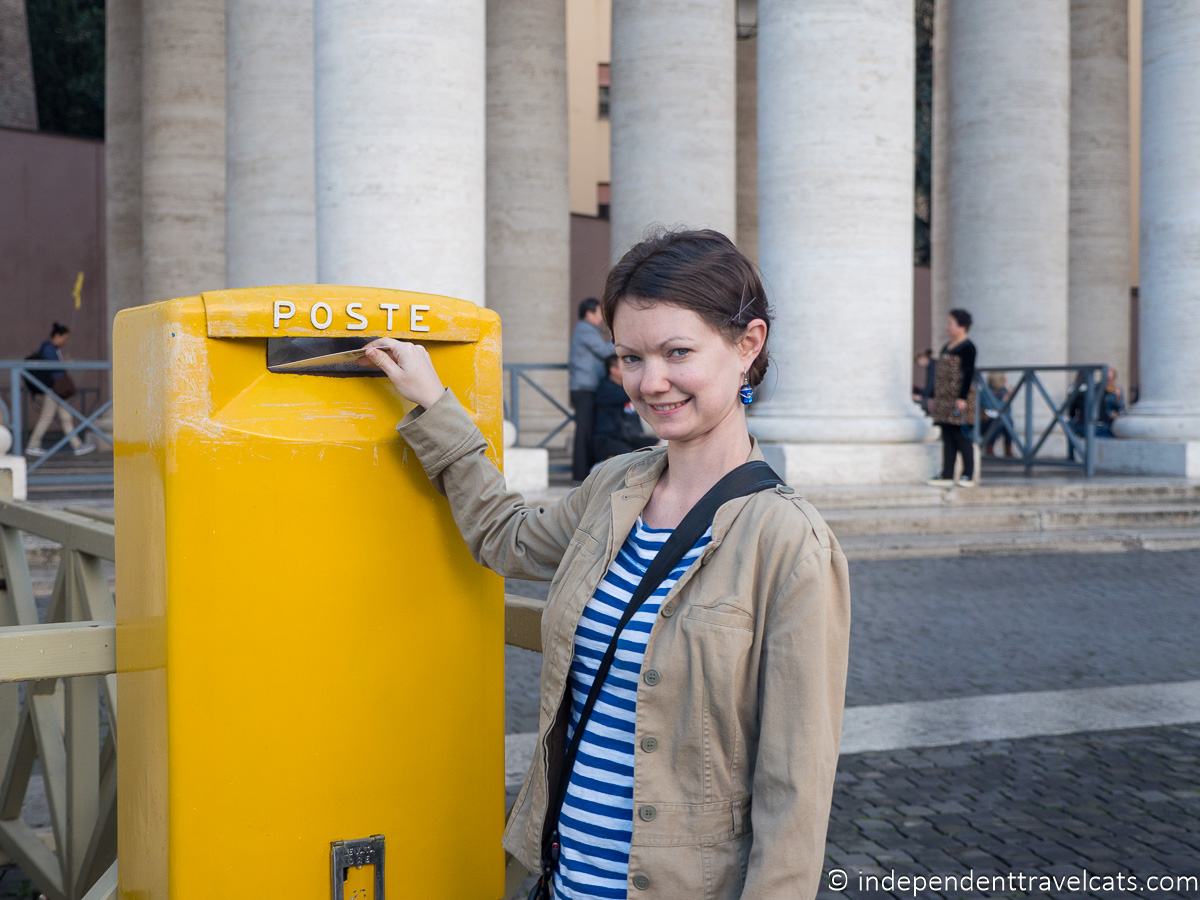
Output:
(927, 308), (977, 488)
(365, 229), (850, 899)
(25, 322), (95, 458)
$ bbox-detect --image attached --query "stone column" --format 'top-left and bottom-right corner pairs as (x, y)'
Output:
(946, 0), (1070, 370)
(226, 0), (316, 287)
(735, 24), (758, 262)
(750, 0), (932, 484)
(1109, 0), (1200, 466)
(142, 0), (226, 302)
(609, 0), (736, 260)
(315, 0), (485, 301)
(486, 0), (568, 461)
(105, 0), (143, 345)
(1069, 0), (1131, 381)
(0, 0), (37, 128)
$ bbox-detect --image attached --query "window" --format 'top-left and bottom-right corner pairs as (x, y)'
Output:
(597, 182), (611, 220)
(597, 63), (611, 118)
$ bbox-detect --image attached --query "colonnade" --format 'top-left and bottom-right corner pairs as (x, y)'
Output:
(104, 0), (1200, 482)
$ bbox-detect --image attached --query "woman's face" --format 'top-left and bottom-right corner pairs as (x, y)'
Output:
(611, 300), (759, 443)
(947, 316), (964, 341)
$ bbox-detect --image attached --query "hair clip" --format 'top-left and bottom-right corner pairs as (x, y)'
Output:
(729, 287), (757, 324)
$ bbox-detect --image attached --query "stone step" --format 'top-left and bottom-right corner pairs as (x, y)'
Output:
(824, 502), (1200, 538)
(802, 478), (1200, 510)
(839, 525), (1200, 561)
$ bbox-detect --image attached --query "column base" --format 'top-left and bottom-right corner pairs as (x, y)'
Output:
(757, 441), (940, 486)
(0, 455), (28, 501)
(503, 447), (549, 492)
(1095, 439), (1200, 478)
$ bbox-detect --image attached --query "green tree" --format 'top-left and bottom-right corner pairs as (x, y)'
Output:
(26, 0), (105, 138)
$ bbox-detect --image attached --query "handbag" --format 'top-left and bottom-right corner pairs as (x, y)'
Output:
(52, 373), (76, 400)
(527, 460), (783, 900)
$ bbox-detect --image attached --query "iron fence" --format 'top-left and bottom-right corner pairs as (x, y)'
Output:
(972, 364), (1108, 477)
(0, 361), (114, 488)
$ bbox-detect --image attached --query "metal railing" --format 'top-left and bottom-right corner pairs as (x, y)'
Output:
(972, 364), (1107, 477)
(2, 360), (572, 484)
(0, 361), (114, 487)
(0, 498), (117, 900)
(502, 362), (573, 449)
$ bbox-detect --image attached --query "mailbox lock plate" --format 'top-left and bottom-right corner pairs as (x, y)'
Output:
(331, 835), (385, 900)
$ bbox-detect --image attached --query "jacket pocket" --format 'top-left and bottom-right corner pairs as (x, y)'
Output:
(680, 601), (755, 793)
(683, 602), (754, 632)
(703, 831), (753, 900)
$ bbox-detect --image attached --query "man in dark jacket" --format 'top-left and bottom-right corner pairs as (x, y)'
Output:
(592, 355), (658, 464)
(568, 297), (614, 481)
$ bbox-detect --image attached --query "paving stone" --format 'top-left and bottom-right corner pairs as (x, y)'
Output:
(819, 724), (1200, 898)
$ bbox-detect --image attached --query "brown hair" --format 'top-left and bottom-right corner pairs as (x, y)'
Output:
(601, 229), (772, 387)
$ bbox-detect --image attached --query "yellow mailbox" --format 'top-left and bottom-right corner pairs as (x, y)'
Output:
(113, 286), (506, 899)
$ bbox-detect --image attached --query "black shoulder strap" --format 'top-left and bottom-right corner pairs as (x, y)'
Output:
(540, 459), (783, 877)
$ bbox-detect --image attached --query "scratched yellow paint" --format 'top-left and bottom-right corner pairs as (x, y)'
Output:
(113, 287), (505, 899)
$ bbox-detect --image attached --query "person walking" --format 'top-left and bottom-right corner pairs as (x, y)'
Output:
(25, 322), (94, 457)
(363, 229), (850, 899)
(568, 297), (614, 481)
(592, 354), (658, 463)
(927, 308), (977, 487)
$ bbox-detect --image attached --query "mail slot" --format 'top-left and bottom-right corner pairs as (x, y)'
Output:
(113, 286), (505, 899)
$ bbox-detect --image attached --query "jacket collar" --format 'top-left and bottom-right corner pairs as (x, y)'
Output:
(623, 434), (767, 487)
(613, 435), (770, 548)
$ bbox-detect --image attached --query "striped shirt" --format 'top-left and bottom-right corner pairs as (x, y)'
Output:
(552, 515), (714, 900)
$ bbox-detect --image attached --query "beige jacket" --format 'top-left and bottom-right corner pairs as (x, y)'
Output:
(397, 390), (851, 900)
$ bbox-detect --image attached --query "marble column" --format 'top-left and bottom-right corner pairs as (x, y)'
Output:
(141, 0), (226, 302)
(609, 0), (736, 260)
(735, 24), (758, 262)
(315, 0), (485, 301)
(1109, 0), (1200, 463)
(485, 0), (569, 459)
(1069, 0), (1131, 381)
(226, 0), (316, 287)
(946, 0), (1070, 370)
(751, 0), (932, 484)
(105, 0), (143, 347)
(0, 0), (37, 128)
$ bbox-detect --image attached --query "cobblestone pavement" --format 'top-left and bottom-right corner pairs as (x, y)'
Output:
(820, 724), (1200, 900)
(502, 550), (1200, 899)
(504, 550), (1200, 732)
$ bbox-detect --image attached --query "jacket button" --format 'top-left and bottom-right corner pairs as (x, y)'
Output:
(640, 736), (658, 753)
(642, 669), (661, 686)
(775, 483), (795, 494)
(633, 874), (651, 891)
(638, 805), (657, 822)
(660, 603), (675, 618)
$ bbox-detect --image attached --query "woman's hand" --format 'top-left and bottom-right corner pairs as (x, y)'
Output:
(362, 338), (446, 409)
(955, 398), (967, 413)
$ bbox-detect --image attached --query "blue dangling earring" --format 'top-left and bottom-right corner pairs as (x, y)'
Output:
(739, 372), (754, 406)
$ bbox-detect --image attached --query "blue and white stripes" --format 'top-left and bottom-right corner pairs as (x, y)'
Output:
(552, 516), (713, 900)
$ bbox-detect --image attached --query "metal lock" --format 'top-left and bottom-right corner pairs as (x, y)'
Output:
(332, 835), (385, 900)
